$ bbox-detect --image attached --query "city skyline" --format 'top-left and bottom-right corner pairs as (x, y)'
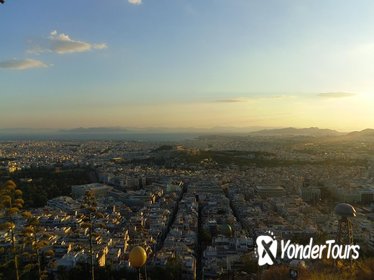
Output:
(2, 0), (374, 131)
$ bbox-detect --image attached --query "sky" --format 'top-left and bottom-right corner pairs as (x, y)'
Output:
(1, 0), (374, 131)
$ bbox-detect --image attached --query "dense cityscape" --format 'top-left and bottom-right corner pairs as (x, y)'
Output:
(1, 129), (374, 279)
(3, 1), (374, 279)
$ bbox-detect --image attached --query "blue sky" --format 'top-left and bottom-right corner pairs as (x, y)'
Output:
(1, 0), (374, 130)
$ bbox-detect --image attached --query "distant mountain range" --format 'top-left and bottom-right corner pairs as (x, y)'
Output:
(59, 127), (128, 134)
(1, 126), (374, 141)
(0, 126), (273, 135)
(249, 127), (344, 137)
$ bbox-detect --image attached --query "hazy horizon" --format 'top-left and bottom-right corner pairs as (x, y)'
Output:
(2, 1), (374, 131)
(0, 125), (371, 134)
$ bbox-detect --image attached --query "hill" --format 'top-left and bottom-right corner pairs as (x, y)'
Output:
(249, 127), (344, 137)
(346, 128), (374, 138)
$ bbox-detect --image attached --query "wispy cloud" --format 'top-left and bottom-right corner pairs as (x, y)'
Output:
(214, 95), (295, 103)
(318, 92), (356, 98)
(0, 58), (48, 70)
(93, 43), (108, 50)
(29, 31), (108, 54)
(128, 0), (142, 5)
(215, 99), (246, 103)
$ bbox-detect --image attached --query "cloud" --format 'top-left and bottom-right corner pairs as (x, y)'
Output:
(49, 31), (107, 54)
(93, 43), (108, 50)
(215, 99), (245, 103)
(213, 95), (295, 103)
(128, 0), (142, 5)
(318, 92), (356, 98)
(0, 58), (48, 70)
(29, 31), (108, 54)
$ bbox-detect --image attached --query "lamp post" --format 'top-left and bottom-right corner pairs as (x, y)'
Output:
(129, 246), (147, 280)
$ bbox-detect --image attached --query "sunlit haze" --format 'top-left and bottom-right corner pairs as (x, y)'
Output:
(2, 0), (374, 131)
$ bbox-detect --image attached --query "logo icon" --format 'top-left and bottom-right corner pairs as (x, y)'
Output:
(255, 233), (360, 267)
(256, 232), (278, 266)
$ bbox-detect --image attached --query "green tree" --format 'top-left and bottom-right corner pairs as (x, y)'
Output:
(0, 180), (24, 280)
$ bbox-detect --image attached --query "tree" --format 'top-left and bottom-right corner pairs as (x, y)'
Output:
(165, 256), (183, 280)
(239, 253), (258, 274)
(21, 212), (51, 280)
(200, 229), (212, 245)
(80, 191), (105, 280)
(261, 264), (289, 280)
(0, 180), (24, 280)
